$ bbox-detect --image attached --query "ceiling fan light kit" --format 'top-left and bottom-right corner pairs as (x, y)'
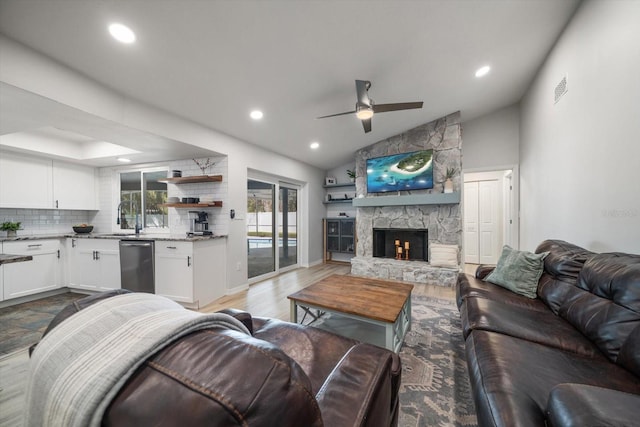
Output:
(318, 80), (423, 133)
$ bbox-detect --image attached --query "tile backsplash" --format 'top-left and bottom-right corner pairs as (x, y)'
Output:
(0, 208), (94, 237)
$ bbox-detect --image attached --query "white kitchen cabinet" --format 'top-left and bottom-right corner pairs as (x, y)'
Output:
(2, 240), (62, 300)
(68, 239), (121, 291)
(155, 238), (226, 308)
(53, 161), (98, 210)
(0, 151), (97, 210)
(0, 150), (53, 209)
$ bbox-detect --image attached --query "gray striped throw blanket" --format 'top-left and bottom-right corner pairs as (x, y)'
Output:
(25, 292), (250, 427)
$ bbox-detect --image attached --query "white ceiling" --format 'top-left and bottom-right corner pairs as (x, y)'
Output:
(0, 0), (581, 170)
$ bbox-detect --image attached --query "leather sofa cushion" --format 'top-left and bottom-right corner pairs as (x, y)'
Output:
(618, 323), (640, 377)
(460, 297), (601, 357)
(535, 240), (595, 281)
(465, 330), (640, 427)
(456, 273), (549, 312)
(547, 384), (640, 427)
(252, 317), (364, 394)
(105, 328), (323, 426)
(561, 253), (640, 362)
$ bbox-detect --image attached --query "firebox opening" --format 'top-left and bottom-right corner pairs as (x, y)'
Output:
(373, 228), (428, 261)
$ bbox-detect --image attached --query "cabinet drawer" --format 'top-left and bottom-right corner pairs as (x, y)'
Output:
(155, 241), (193, 255)
(3, 239), (60, 254)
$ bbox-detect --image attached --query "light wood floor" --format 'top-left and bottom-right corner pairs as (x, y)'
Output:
(0, 263), (457, 425)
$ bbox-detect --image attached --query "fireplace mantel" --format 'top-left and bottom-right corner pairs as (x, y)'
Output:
(352, 192), (460, 207)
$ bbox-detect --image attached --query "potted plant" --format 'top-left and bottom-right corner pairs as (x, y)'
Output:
(1, 221), (21, 238)
(443, 167), (457, 193)
(347, 169), (356, 182)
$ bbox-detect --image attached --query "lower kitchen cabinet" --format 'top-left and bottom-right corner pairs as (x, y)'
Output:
(2, 239), (63, 300)
(155, 238), (226, 308)
(68, 239), (121, 291)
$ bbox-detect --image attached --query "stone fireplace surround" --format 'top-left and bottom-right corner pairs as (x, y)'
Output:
(350, 112), (462, 288)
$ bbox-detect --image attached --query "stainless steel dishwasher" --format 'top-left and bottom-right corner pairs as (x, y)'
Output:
(119, 240), (155, 293)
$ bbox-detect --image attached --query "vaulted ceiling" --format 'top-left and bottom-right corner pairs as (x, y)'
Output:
(0, 0), (581, 169)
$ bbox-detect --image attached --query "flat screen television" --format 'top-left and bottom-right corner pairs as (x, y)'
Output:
(366, 149), (434, 193)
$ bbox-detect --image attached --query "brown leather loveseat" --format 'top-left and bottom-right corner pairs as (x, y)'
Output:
(29, 291), (401, 427)
(457, 240), (640, 427)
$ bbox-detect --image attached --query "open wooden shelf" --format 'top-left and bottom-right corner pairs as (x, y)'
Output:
(161, 202), (223, 208)
(158, 175), (223, 184)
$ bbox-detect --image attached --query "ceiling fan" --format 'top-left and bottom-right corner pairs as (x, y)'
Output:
(317, 80), (423, 133)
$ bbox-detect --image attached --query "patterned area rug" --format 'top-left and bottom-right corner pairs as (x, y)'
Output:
(303, 294), (478, 427)
(0, 292), (86, 357)
(398, 294), (477, 426)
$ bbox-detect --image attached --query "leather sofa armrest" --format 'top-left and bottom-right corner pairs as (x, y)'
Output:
(475, 265), (495, 280)
(316, 343), (400, 427)
(547, 384), (640, 427)
(216, 308), (253, 334)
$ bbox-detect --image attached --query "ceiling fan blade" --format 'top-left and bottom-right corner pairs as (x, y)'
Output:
(362, 118), (372, 133)
(316, 110), (356, 119)
(355, 80), (371, 107)
(373, 102), (423, 113)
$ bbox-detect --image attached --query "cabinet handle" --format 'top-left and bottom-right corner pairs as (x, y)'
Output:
(56, 200), (59, 208)
(95, 251), (100, 260)
(166, 246), (177, 249)
(57, 249), (60, 259)
(72, 239), (76, 248)
(187, 256), (191, 267)
(28, 244), (42, 248)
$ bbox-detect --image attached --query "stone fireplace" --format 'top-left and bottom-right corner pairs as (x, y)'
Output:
(373, 228), (428, 261)
(350, 112), (462, 287)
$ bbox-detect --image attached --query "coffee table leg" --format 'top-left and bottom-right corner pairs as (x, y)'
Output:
(290, 299), (298, 323)
(385, 324), (396, 352)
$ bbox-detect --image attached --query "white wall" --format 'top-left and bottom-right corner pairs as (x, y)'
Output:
(519, 0), (640, 253)
(462, 104), (520, 171)
(0, 35), (326, 293)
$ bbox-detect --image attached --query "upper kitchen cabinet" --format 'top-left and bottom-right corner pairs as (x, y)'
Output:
(52, 161), (98, 210)
(0, 150), (53, 208)
(0, 151), (97, 210)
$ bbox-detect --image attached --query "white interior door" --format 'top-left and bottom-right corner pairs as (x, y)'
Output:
(464, 182), (480, 264)
(478, 180), (502, 264)
(464, 170), (510, 265)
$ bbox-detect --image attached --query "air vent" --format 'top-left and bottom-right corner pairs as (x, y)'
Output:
(554, 74), (568, 104)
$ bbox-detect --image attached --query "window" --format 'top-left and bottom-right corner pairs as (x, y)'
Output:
(118, 169), (168, 231)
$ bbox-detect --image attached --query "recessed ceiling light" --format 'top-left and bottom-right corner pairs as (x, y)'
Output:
(475, 65), (491, 78)
(108, 23), (136, 44)
(117, 157), (131, 163)
(310, 142), (320, 149)
(250, 110), (263, 120)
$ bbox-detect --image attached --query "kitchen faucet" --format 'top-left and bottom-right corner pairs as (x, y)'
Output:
(116, 200), (142, 234)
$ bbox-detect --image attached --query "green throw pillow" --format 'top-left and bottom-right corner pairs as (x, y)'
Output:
(484, 245), (549, 299)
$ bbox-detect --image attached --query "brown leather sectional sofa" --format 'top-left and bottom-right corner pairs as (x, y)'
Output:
(457, 239), (640, 427)
(34, 291), (401, 426)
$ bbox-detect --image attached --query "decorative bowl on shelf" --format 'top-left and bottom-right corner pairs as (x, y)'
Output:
(73, 225), (93, 234)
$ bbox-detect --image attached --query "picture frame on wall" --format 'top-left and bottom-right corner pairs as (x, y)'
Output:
(325, 176), (336, 185)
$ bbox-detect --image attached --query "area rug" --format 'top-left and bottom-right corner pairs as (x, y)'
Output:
(0, 292), (86, 357)
(302, 294), (478, 427)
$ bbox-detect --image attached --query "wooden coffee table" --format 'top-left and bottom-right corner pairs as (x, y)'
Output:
(287, 274), (413, 352)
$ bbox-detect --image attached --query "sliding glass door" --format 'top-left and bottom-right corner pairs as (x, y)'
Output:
(279, 185), (297, 270)
(247, 178), (299, 281)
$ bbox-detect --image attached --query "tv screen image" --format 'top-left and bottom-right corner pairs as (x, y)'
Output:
(366, 149), (434, 193)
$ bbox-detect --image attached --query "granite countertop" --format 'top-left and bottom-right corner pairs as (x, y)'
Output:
(0, 254), (34, 265)
(0, 233), (227, 243)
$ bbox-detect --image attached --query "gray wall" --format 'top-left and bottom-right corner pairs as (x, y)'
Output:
(462, 104), (520, 170)
(519, 0), (640, 253)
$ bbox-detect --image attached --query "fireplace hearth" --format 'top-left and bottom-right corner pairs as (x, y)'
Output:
(373, 228), (428, 261)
